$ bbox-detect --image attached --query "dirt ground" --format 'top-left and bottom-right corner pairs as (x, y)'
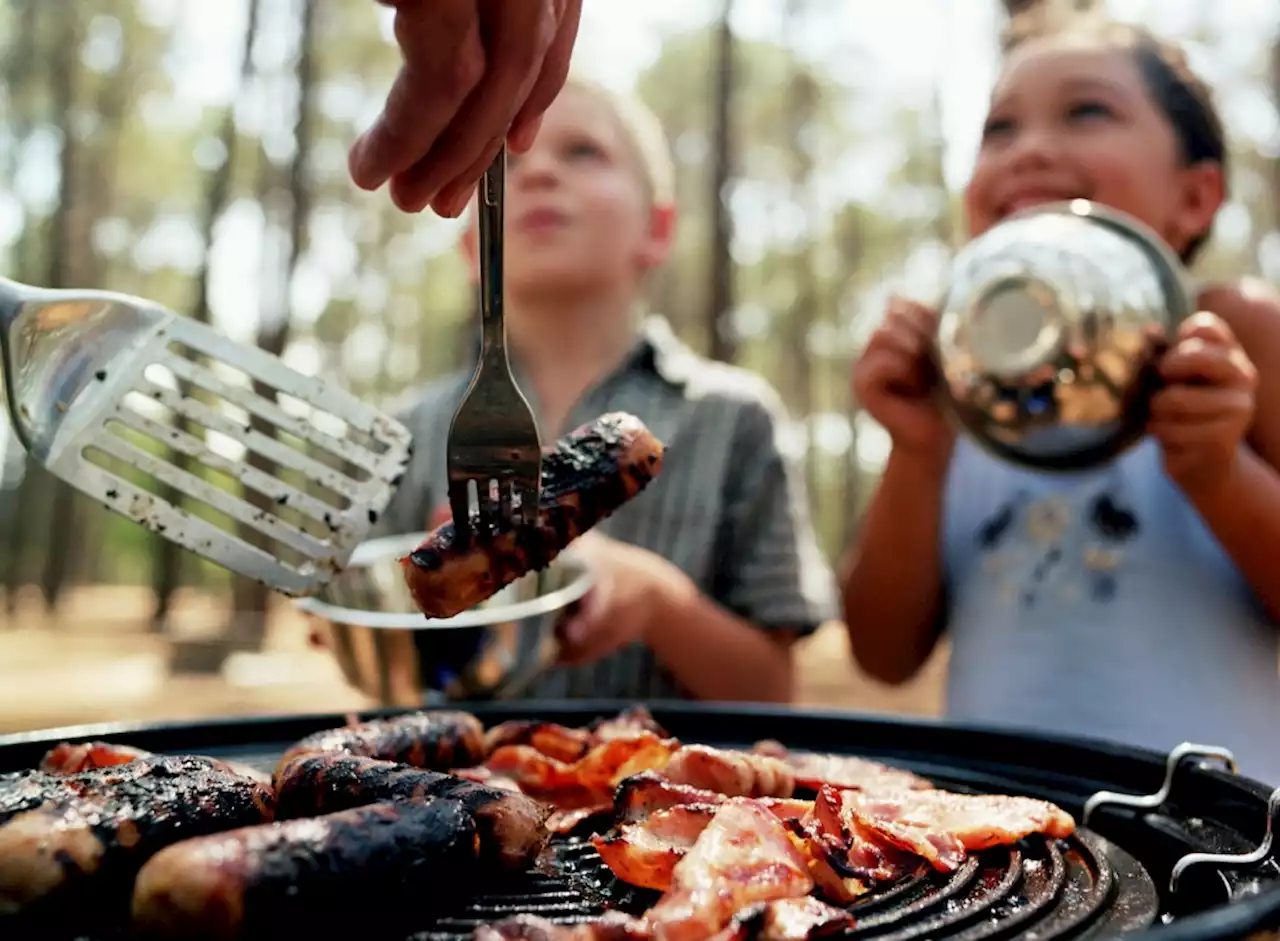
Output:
(0, 585), (947, 736)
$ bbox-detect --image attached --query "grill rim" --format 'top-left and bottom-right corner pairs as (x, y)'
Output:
(0, 699), (1275, 941)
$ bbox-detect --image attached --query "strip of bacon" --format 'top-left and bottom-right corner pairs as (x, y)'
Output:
(647, 798), (814, 941)
(711, 897), (854, 941)
(840, 788), (1076, 872)
(475, 911), (650, 941)
(661, 747), (795, 799)
(752, 742), (931, 793)
(486, 733), (680, 807)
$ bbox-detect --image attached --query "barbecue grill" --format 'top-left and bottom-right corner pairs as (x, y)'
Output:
(1, 701), (1276, 941)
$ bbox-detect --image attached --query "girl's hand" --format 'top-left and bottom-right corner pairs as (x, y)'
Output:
(853, 297), (954, 462)
(1149, 312), (1258, 498)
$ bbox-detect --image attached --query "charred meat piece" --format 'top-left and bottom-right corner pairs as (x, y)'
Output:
(714, 897), (854, 941)
(39, 741), (271, 786)
(751, 743), (932, 793)
(486, 732), (680, 808)
(484, 707), (672, 765)
(475, 911), (651, 941)
(131, 800), (480, 940)
(274, 709), (486, 779)
(839, 788), (1076, 872)
(39, 741), (152, 773)
(661, 746), (795, 799)
(615, 772), (727, 822)
(647, 798), (814, 941)
(592, 803), (724, 891)
(403, 412), (665, 619)
(272, 753), (550, 870)
(0, 756), (274, 926)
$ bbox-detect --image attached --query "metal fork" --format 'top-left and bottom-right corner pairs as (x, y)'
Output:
(446, 146), (543, 544)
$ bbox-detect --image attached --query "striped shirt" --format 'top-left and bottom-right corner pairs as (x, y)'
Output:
(374, 315), (838, 700)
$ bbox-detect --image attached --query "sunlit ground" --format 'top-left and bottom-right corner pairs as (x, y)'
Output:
(0, 585), (945, 735)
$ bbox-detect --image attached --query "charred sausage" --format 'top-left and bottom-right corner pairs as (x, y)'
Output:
(0, 756), (274, 928)
(40, 741), (272, 786)
(131, 799), (480, 940)
(402, 412), (665, 619)
(273, 753), (551, 870)
(274, 709), (486, 780)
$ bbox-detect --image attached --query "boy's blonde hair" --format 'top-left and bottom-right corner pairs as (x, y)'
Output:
(562, 75), (677, 207)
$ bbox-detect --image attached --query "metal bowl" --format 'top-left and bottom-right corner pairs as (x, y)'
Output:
(935, 199), (1193, 470)
(295, 532), (593, 706)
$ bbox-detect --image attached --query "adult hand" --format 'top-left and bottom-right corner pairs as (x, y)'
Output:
(353, 0), (583, 217)
(555, 533), (696, 668)
(1149, 312), (1257, 498)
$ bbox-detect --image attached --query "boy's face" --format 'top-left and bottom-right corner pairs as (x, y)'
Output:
(964, 37), (1222, 258)
(467, 86), (673, 304)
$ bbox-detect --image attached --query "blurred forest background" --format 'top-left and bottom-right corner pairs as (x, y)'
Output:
(0, 0), (1277, 668)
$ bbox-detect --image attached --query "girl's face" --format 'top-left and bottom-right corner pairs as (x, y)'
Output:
(466, 85), (674, 303)
(964, 37), (1223, 256)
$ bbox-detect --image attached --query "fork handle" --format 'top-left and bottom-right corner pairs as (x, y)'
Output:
(477, 147), (508, 361)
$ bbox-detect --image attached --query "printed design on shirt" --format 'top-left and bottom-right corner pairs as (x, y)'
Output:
(972, 480), (1140, 609)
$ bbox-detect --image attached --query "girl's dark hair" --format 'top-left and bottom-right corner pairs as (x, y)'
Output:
(1002, 10), (1228, 264)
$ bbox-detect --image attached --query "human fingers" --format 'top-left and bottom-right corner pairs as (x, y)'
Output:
(349, 0), (483, 197)
(1159, 337), (1257, 390)
(507, 0), (582, 154)
(397, 1), (560, 217)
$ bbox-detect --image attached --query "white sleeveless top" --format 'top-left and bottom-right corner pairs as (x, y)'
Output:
(942, 436), (1280, 785)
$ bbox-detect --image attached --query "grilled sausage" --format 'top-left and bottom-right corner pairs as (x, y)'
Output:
(131, 799), (480, 940)
(273, 753), (551, 870)
(274, 709), (486, 781)
(402, 412), (665, 619)
(0, 756), (274, 928)
(40, 741), (272, 786)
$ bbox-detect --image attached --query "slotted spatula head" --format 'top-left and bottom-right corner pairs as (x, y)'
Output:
(0, 277), (413, 597)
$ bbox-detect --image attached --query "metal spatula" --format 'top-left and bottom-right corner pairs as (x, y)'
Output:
(0, 276), (413, 597)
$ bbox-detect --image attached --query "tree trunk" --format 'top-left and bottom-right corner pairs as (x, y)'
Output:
(227, 0), (318, 650)
(706, 0), (736, 364)
(151, 0), (262, 631)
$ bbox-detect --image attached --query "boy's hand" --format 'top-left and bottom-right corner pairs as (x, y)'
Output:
(555, 533), (696, 668)
(1149, 312), (1257, 498)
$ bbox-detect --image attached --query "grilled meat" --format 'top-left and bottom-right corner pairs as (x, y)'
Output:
(403, 412), (665, 619)
(39, 741), (151, 773)
(475, 911), (651, 941)
(661, 746), (795, 799)
(275, 709), (486, 779)
(40, 741), (271, 786)
(486, 732), (679, 808)
(131, 799), (480, 940)
(272, 753), (550, 870)
(0, 756), (274, 926)
(837, 787), (1076, 872)
(592, 803), (723, 891)
(751, 743), (931, 793)
(647, 798), (814, 941)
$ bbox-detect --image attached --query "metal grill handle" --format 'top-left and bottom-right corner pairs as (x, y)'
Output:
(1081, 742), (1237, 827)
(1169, 787), (1280, 894)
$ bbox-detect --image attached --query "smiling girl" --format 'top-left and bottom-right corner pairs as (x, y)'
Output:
(375, 77), (837, 703)
(842, 10), (1280, 782)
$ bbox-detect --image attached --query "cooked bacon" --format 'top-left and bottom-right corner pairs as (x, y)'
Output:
(403, 413), (665, 619)
(751, 744), (931, 793)
(486, 732), (680, 806)
(475, 911), (650, 941)
(615, 772), (725, 822)
(452, 766), (524, 793)
(661, 746), (795, 799)
(647, 799), (814, 941)
(471, 899), (849, 941)
(593, 803), (722, 891)
(804, 787), (919, 884)
(590, 706), (669, 741)
(840, 788), (1076, 872)
(711, 897), (854, 941)
(484, 708), (671, 766)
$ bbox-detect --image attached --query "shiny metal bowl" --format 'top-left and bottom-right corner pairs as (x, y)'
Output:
(935, 199), (1193, 470)
(295, 532), (593, 706)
